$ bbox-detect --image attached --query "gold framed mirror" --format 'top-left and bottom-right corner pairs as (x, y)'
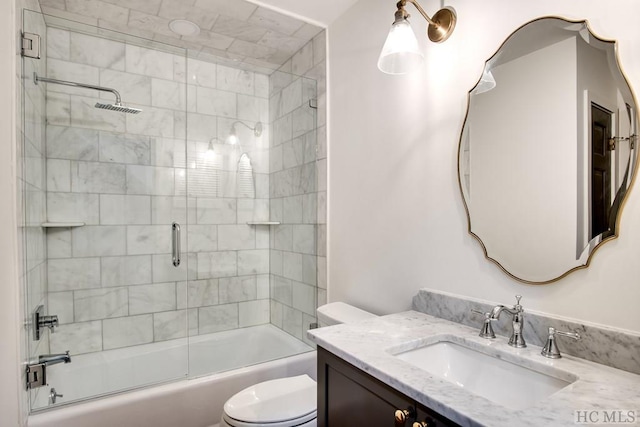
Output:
(458, 17), (639, 284)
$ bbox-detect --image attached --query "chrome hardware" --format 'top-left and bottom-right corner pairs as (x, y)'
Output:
(40, 351), (71, 366)
(394, 407), (416, 426)
(489, 295), (526, 348)
(33, 305), (59, 340)
(470, 309), (496, 339)
(309, 322), (320, 330)
(172, 222), (181, 267)
(309, 98), (318, 109)
(49, 388), (63, 404)
(26, 363), (46, 390)
(541, 327), (581, 359)
(21, 32), (41, 59)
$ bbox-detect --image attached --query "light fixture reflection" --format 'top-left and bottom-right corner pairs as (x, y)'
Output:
(377, 0), (456, 75)
(472, 68), (497, 95)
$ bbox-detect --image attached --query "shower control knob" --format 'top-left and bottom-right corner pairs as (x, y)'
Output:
(395, 407), (416, 425)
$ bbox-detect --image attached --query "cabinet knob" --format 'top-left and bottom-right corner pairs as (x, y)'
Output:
(394, 407), (416, 425)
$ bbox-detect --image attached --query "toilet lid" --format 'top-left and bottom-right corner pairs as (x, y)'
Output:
(224, 375), (317, 424)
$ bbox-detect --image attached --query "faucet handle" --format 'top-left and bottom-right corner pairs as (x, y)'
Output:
(541, 326), (581, 359)
(470, 309), (496, 339)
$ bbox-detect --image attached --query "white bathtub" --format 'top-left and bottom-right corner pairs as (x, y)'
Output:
(28, 324), (316, 427)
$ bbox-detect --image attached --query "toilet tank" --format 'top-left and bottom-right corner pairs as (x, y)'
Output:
(316, 302), (376, 327)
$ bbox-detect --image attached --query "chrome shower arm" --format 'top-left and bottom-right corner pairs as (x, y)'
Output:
(34, 73), (122, 105)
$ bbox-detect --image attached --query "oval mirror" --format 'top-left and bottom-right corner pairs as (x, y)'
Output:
(458, 17), (639, 284)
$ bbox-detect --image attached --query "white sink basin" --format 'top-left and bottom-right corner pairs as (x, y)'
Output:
(393, 340), (575, 410)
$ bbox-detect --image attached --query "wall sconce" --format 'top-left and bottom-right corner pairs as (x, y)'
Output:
(378, 0), (456, 75)
(227, 121), (263, 145)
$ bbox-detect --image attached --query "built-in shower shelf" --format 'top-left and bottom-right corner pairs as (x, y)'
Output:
(41, 222), (86, 228)
(246, 221), (281, 226)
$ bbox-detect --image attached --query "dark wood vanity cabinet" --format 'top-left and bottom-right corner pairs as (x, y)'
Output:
(317, 347), (459, 427)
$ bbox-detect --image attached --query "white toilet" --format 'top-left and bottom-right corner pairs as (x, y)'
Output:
(220, 302), (376, 427)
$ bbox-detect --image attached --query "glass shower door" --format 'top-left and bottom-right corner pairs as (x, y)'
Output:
(22, 10), (190, 410)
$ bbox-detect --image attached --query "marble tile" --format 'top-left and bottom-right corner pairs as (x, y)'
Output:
(103, 315), (153, 350)
(70, 95), (126, 133)
(199, 303), (238, 334)
(186, 112), (218, 143)
(217, 65), (254, 95)
(127, 10), (176, 39)
(182, 30), (235, 51)
(227, 39), (276, 63)
(312, 32), (326, 66)
(239, 299), (269, 327)
(302, 193), (317, 224)
(280, 79), (302, 116)
(70, 32), (125, 70)
(47, 27), (70, 61)
(317, 224), (326, 257)
(282, 305), (303, 340)
(152, 78), (186, 110)
(212, 15), (267, 43)
(66, 0), (129, 25)
(292, 281), (315, 316)
(257, 274), (269, 299)
(150, 137), (184, 167)
(283, 251), (302, 282)
(273, 114), (292, 146)
(254, 74), (269, 99)
(270, 299), (284, 329)
(237, 199), (269, 223)
(258, 31), (306, 57)
(181, 279), (219, 308)
(196, 198), (236, 224)
(219, 275), (256, 303)
(187, 225), (218, 252)
(100, 69), (151, 106)
(129, 282), (176, 315)
(71, 161), (126, 194)
(196, 86), (236, 118)
(292, 105), (315, 139)
(99, 131), (151, 165)
(218, 225), (255, 250)
(270, 250), (283, 277)
(293, 225), (316, 254)
(101, 255), (152, 287)
(197, 251), (237, 279)
(48, 257), (101, 291)
(47, 159), (71, 192)
(301, 313), (317, 348)
(126, 165), (175, 196)
(294, 23), (323, 41)
(153, 310), (187, 341)
(71, 226), (126, 257)
(126, 45), (175, 80)
(193, 0), (257, 21)
(127, 225), (172, 255)
(317, 256), (327, 290)
(46, 125), (99, 161)
(74, 287), (128, 321)
(102, 0), (162, 15)
(255, 174), (269, 199)
(283, 140), (304, 170)
(152, 253), (196, 283)
(49, 321), (102, 355)
(126, 106), (174, 138)
(302, 254), (316, 286)
(151, 196), (195, 225)
(100, 195), (151, 225)
(237, 95), (268, 123)
(291, 42), (313, 76)
(46, 92), (71, 126)
(238, 249), (269, 275)
(48, 292), (74, 324)
(47, 228), (72, 259)
(256, 225), (270, 249)
(248, 7), (304, 37)
(47, 192), (100, 224)
(187, 59), (217, 89)
(273, 225), (293, 251)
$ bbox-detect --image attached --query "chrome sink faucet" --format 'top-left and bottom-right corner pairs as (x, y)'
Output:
(489, 295), (526, 348)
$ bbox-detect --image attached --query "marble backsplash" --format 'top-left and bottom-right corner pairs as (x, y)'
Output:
(413, 289), (640, 375)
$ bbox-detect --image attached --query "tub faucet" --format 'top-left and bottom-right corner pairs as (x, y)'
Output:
(489, 295), (526, 348)
(39, 351), (71, 366)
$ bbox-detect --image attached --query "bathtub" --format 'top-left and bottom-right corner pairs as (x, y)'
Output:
(28, 324), (316, 427)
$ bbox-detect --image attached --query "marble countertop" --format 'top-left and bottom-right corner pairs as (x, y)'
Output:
(308, 311), (640, 427)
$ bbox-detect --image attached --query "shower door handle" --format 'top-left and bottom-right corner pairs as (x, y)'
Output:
(172, 222), (181, 267)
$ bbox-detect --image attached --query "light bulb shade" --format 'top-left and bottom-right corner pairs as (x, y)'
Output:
(377, 19), (424, 75)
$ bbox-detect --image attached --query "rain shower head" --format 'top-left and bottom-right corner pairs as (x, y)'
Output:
(34, 73), (142, 114)
(95, 102), (142, 114)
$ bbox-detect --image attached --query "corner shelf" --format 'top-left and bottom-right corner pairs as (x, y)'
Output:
(41, 222), (86, 228)
(246, 221), (281, 226)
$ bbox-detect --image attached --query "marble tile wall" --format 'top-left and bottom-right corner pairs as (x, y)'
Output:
(269, 31), (326, 347)
(44, 26), (274, 356)
(21, 6), (49, 411)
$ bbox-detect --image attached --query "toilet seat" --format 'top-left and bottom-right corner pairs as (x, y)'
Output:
(222, 375), (317, 427)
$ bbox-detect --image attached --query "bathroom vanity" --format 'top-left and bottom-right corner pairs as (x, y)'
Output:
(308, 311), (640, 427)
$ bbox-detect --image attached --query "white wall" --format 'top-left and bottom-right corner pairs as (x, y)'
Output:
(328, 0), (640, 332)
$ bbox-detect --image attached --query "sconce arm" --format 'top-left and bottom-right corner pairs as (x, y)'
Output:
(403, 0), (436, 26)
